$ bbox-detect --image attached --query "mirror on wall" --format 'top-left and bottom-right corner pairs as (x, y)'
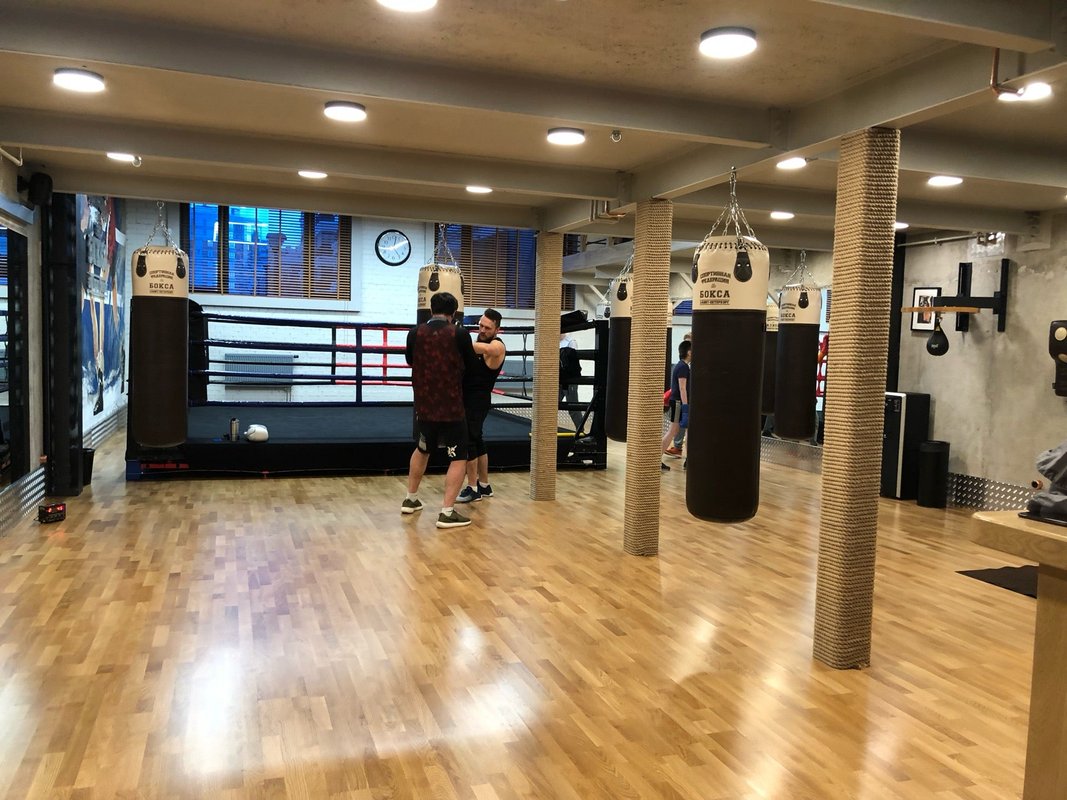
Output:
(0, 224), (28, 489)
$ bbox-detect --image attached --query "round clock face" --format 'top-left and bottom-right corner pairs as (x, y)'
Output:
(375, 229), (411, 266)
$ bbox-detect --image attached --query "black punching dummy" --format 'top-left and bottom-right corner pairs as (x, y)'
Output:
(130, 246), (189, 447)
(604, 276), (632, 441)
(686, 235), (769, 522)
(417, 263), (465, 324)
(762, 299), (779, 416)
(773, 285), (822, 440)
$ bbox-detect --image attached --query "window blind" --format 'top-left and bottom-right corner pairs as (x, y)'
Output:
(436, 224), (573, 310)
(180, 203), (351, 300)
(0, 227), (8, 285)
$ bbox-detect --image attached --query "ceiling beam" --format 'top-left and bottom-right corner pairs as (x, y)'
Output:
(569, 220), (834, 252)
(47, 168), (541, 230)
(0, 108), (618, 199)
(897, 130), (1067, 189)
(0, 7), (771, 147)
(631, 43), (1067, 201)
(807, 0), (1058, 52)
(678, 183), (1034, 233)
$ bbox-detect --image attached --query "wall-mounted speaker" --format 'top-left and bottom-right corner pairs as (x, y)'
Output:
(17, 171), (53, 207)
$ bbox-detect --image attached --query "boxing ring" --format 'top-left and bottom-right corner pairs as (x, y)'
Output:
(125, 307), (607, 479)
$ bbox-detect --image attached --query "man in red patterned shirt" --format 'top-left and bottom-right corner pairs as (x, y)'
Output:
(402, 291), (477, 528)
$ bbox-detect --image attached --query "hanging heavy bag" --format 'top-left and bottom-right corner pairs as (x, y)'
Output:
(762, 298), (779, 416)
(416, 263), (465, 324)
(604, 276), (632, 441)
(130, 245), (189, 448)
(773, 284), (822, 440)
(686, 234), (769, 523)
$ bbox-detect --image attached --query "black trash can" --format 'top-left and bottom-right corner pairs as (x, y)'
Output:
(81, 447), (96, 487)
(917, 440), (950, 508)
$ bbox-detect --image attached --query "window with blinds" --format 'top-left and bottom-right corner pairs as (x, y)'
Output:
(0, 227), (7, 286)
(180, 203), (351, 299)
(436, 224), (574, 310)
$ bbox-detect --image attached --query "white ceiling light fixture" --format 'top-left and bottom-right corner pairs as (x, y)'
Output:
(776, 157), (808, 170)
(377, 0), (437, 11)
(927, 175), (963, 187)
(997, 81), (1053, 102)
(770, 210), (795, 220)
(107, 152), (141, 166)
(547, 127), (585, 146)
(298, 170), (328, 179)
(466, 185), (493, 194)
(53, 67), (106, 93)
(894, 221), (910, 230)
(323, 101), (367, 122)
(699, 27), (757, 59)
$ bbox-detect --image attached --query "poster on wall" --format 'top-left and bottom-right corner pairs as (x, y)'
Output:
(78, 195), (127, 424)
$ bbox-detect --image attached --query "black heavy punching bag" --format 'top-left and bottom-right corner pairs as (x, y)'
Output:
(604, 276), (632, 441)
(686, 235), (769, 522)
(773, 284), (822, 440)
(416, 263), (465, 324)
(130, 246), (189, 447)
(762, 298), (779, 415)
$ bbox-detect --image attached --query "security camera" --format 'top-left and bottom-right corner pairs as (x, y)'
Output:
(610, 129), (622, 143)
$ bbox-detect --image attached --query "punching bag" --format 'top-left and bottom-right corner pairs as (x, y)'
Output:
(604, 276), (632, 441)
(773, 285), (822, 440)
(686, 235), (769, 523)
(130, 245), (189, 448)
(762, 299), (779, 415)
(416, 263), (465, 323)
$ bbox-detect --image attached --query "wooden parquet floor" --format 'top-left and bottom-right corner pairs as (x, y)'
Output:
(0, 432), (1033, 799)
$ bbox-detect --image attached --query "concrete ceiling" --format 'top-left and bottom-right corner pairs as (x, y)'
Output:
(2, 0), (1066, 277)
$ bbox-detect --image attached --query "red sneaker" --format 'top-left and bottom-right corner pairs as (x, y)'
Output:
(663, 446), (683, 458)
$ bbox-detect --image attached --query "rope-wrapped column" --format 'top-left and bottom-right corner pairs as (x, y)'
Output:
(813, 127), (900, 668)
(623, 199), (673, 555)
(530, 232), (563, 501)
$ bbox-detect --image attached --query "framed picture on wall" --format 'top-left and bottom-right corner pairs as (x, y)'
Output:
(911, 287), (941, 331)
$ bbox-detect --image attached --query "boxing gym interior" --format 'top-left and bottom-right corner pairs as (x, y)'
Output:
(2, 3), (1067, 798)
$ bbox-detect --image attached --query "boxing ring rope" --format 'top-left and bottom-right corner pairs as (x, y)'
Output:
(190, 311), (603, 437)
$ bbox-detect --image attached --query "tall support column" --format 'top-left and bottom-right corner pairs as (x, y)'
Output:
(814, 127), (900, 668)
(530, 231), (563, 501)
(623, 198), (673, 555)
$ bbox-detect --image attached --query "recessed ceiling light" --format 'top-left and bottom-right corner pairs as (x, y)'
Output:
(770, 210), (795, 220)
(298, 170), (328, 179)
(323, 101), (367, 122)
(894, 221), (910, 230)
(998, 82), (1053, 102)
(53, 68), (105, 93)
(776, 157), (808, 170)
(927, 175), (963, 187)
(377, 0), (436, 11)
(466, 185), (493, 194)
(547, 127), (585, 146)
(107, 152), (138, 163)
(699, 27), (757, 59)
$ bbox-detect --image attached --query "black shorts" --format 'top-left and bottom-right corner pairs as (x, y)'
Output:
(465, 404), (490, 459)
(666, 399), (686, 426)
(415, 419), (468, 462)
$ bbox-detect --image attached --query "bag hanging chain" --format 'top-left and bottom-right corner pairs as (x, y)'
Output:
(144, 201), (178, 249)
(782, 249), (819, 291)
(708, 168), (759, 245)
(433, 222), (458, 270)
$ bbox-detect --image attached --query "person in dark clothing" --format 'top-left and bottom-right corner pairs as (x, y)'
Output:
(402, 291), (477, 528)
(663, 340), (691, 457)
(457, 309), (506, 504)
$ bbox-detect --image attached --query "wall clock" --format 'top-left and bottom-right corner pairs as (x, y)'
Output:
(375, 229), (411, 266)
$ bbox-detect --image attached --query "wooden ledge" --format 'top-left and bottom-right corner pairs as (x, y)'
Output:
(971, 509), (1067, 571)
